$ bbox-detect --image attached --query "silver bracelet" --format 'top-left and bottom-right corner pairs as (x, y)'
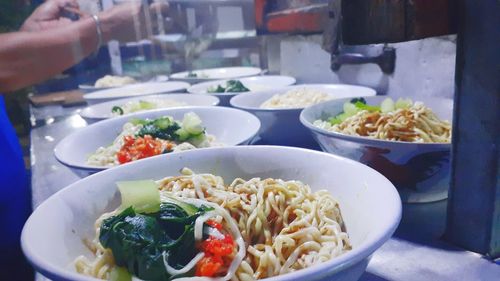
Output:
(90, 14), (103, 56)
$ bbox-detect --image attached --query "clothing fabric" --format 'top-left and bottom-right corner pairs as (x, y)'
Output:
(0, 96), (32, 279)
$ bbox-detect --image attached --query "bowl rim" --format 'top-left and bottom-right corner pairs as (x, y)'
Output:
(54, 106), (261, 172)
(79, 93), (221, 121)
(78, 84), (115, 91)
(22, 145), (402, 281)
(170, 66), (263, 80)
(187, 75), (297, 97)
(83, 81), (191, 101)
(300, 96), (453, 148)
(230, 84), (377, 113)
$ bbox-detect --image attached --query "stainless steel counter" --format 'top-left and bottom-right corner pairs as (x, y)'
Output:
(31, 105), (500, 281)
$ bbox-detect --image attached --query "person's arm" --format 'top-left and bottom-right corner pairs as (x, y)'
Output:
(0, 1), (169, 93)
(0, 17), (98, 92)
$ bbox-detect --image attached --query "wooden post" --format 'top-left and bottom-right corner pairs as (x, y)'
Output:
(446, 0), (500, 258)
(341, 0), (456, 45)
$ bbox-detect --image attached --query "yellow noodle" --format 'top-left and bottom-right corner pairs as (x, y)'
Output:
(74, 169), (351, 280)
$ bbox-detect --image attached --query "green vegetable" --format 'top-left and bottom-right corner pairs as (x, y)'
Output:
(187, 133), (207, 147)
(112, 106), (124, 115)
(187, 72), (197, 78)
(182, 112), (204, 135)
(395, 98), (413, 109)
(100, 197), (213, 281)
(109, 267), (132, 281)
(207, 84), (226, 93)
(132, 113), (207, 144)
(350, 97), (367, 104)
(328, 98), (381, 125)
(225, 80), (249, 92)
(100, 207), (173, 280)
(353, 101), (380, 112)
(174, 128), (190, 142)
(117, 180), (161, 214)
(130, 118), (147, 126)
(343, 102), (358, 116)
(207, 80), (249, 93)
(380, 98), (395, 113)
(155, 117), (174, 130)
(136, 117), (181, 141)
(138, 100), (156, 110)
(328, 112), (351, 125)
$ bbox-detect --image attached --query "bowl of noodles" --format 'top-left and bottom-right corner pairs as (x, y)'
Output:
(22, 146), (401, 281)
(300, 96), (453, 203)
(230, 84), (376, 148)
(54, 107), (260, 176)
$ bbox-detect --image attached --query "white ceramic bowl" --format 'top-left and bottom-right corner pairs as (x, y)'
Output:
(170, 66), (262, 84)
(22, 146), (401, 281)
(54, 106), (260, 175)
(79, 94), (220, 122)
(188, 75), (297, 106)
(300, 96), (453, 203)
(83, 82), (190, 104)
(79, 76), (170, 93)
(230, 84), (376, 148)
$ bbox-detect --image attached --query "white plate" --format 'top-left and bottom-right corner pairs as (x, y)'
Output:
(54, 106), (260, 174)
(79, 94), (220, 122)
(230, 84), (377, 147)
(22, 146), (401, 281)
(83, 82), (190, 104)
(187, 75), (297, 106)
(170, 66), (263, 83)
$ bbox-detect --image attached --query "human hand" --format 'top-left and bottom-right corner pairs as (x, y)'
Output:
(20, 0), (81, 32)
(99, 1), (170, 43)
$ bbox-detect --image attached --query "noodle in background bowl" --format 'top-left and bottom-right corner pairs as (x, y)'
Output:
(230, 84), (376, 148)
(22, 146), (401, 281)
(300, 96), (453, 203)
(79, 93), (221, 123)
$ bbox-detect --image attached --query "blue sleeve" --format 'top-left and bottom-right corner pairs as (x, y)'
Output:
(0, 96), (30, 249)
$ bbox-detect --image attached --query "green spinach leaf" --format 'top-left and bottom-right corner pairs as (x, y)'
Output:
(136, 117), (181, 141)
(99, 202), (213, 280)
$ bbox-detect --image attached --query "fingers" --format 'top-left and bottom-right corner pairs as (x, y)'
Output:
(149, 1), (190, 34)
(53, 0), (80, 9)
(150, 1), (170, 15)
